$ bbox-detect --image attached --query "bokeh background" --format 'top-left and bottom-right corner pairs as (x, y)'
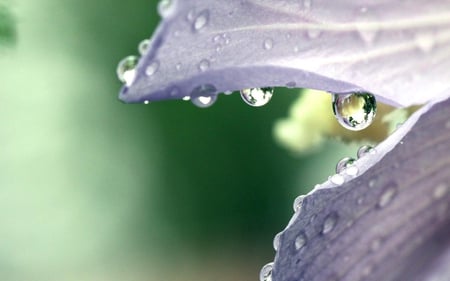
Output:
(0, 1), (359, 280)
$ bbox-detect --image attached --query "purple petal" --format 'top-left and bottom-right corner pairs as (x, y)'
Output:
(119, 0), (450, 107)
(272, 94), (450, 281)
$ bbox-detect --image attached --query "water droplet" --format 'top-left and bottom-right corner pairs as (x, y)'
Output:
(370, 237), (382, 252)
(117, 56), (138, 86)
(240, 87), (274, 107)
(145, 61), (160, 76)
(176, 63), (182, 71)
(307, 29), (321, 38)
(223, 91), (233, 95)
(191, 95), (217, 108)
(144, 100), (150, 105)
(322, 212), (338, 234)
(293, 46), (299, 53)
(193, 10), (209, 31)
(415, 32), (435, 53)
(377, 184), (398, 208)
(263, 38), (274, 50)
(336, 157), (355, 173)
(369, 179), (376, 187)
(329, 174), (345, 185)
(259, 263), (273, 281)
(356, 22), (379, 44)
(295, 233), (307, 250)
(182, 96), (191, 101)
(433, 183), (448, 199)
(286, 81), (296, 88)
(293, 195), (305, 212)
(138, 39), (150, 55)
(273, 232), (282, 251)
(198, 59), (210, 72)
(190, 84), (218, 108)
(303, 0), (312, 11)
(357, 145), (375, 158)
(357, 197), (364, 205)
(157, 0), (172, 17)
(187, 9), (196, 21)
(332, 92), (377, 131)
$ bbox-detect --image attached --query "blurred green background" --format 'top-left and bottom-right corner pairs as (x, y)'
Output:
(0, 1), (358, 280)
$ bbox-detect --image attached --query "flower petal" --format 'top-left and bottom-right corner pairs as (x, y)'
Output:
(119, 0), (450, 107)
(272, 94), (450, 281)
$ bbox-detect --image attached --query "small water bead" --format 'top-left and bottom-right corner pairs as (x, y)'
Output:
(263, 38), (274, 50)
(157, 0), (172, 17)
(145, 61), (160, 76)
(357, 145), (375, 158)
(273, 232), (282, 251)
(198, 59), (210, 72)
(377, 184), (398, 208)
(193, 10), (209, 31)
(240, 87), (274, 107)
(322, 212), (338, 234)
(144, 100), (150, 105)
(336, 157), (355, 173)
(329, 174), (345, 185)
(138, 39), (150, 55)
(294, 233), (307, 250)
(117, 55), (138, 86)
(182, 96), (191, 101)
(191, 95), (217, 108)
(433, 183), (449, 200)
(293, 195), (305, 212)
(176, 63), (182, 71)
(259, 262), (274, 281)
(332, 92), (377, 131)
(414, 32), (435, 53)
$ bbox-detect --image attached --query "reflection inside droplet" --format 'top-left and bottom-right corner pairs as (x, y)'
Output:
(332, 92), (377, 131)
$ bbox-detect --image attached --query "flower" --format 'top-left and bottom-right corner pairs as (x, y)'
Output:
(119, 1), (450, 280)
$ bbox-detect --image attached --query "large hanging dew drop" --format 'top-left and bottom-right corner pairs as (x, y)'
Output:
(335, 157), (355, 174)
(117, 56), (138, 86)
(240, 87), (274, 107)
(332, 92), (377, 131)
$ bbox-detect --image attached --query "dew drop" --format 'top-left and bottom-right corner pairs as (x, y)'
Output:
(433, 183), (449, 200)
(191, 95), (217, 108)
(377, 184), (398, 208)
(240, 87), (274, 107)
(370, 237), (382, 252)
(295, 233), (307, 250)
(193, 10), (209, 31)
(273, 232), (282, 251)
(286, 81), (296, 88)
(332, 92), (377, 131)
(198, 59), (210, 72)
(415, 32), (435, 53)
(329, 174), (345, 186)
(145, 61), (160, 76)
(322, 212), (338, 234)
(176, 63), (182, 71)
(157, 0), (172, 17)
(293, 195), (305, 212)
(307, 29), (321, 38)
(357, 145), (375, 158)
(259, 262), (273, 281)
(144, 100), (150, 105)
(182, 96), (191, 101)
(263, 38), (274, 50)
(336, 157), (355, 174)
(138, 39), (150, 55)
(117, 55), (138, 86)
(190, 84), (217, 108)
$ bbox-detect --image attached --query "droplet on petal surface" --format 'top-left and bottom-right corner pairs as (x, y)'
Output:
(322, 212), (338, 234)
(332, 92), (377, 131)
(198, 59), (210, 72)
(273, 232), (282, 251)
(157, 0), (172, 17)
(377, 184), (398, 208)
(294, 233), (307, 250)
(293, 195), (305, 212)
(263, 38), (274, 50)
(357, 145), (375, 158)
(260, 262), (273, 281)
(117, 55), (138, 86)
(193, 10), (209, 31)
(240, 87), (274, 107)
(336, 157), (355, 173)
(329, 174), (345, 186)
(191, 95), (217, 108)
(138, 39), (150, 55)
(145, 61), (160, 76)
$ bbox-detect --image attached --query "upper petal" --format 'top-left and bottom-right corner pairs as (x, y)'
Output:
(119, 0), (450, 107)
